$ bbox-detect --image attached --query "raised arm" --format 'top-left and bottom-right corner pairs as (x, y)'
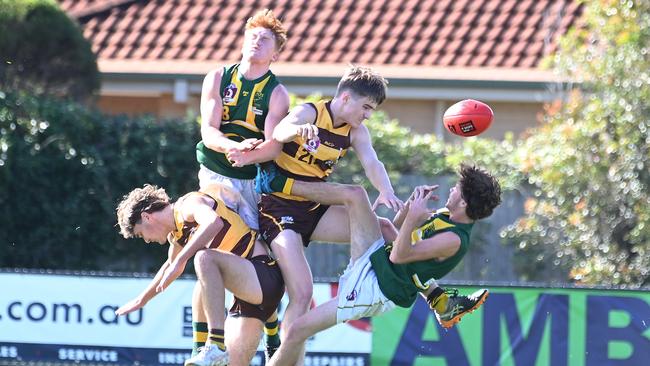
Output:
(392, 185), (439, 229)
(350, 124), (404, 212)
(390, 189), (459, 264)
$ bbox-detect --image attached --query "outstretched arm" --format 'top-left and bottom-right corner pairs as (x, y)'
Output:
(115, 242), (181, 315)
(350, 124), (404, 212)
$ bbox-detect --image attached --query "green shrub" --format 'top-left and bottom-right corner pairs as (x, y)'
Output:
(0, 0), (99, 99)
(0, 91), (200, 271)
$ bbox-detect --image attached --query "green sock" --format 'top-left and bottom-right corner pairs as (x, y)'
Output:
(208, 328), (226, 351)
(192, 321), (208, 356)
(264, 319), (281, 348)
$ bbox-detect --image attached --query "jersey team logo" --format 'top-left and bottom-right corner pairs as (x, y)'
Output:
(223, 83), (238, 104)
(302, 136), (320, 154)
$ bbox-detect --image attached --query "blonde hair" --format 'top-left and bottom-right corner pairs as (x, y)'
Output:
(116, 184), (170, 238)
(336, 65), (388, 105)
(245, 9), (288, 52)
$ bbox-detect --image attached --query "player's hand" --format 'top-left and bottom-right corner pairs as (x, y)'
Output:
(156, 260), (185, 293)
(227, 149), (251, 167)
(115, 297), (146, 316)
(406, 188), (435, 223)
(234, 138), (263, 152)
(295, 124), (318, 141)
(407, 185), (439, 204)
(372, 191), (405, 212)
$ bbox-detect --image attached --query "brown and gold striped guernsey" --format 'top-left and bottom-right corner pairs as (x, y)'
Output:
(171, 185), (256, 258)
(273, 100), (351, 201)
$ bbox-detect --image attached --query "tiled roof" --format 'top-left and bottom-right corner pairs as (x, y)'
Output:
(58, 0), (583, 79)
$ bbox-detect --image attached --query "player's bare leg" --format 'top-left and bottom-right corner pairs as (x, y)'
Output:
(225, 316), (264, 366)
(188, 250), (263, 366)
(301, 183), (382, 260)
(270, 230), (312, 366)
(267, 299), (338, 366)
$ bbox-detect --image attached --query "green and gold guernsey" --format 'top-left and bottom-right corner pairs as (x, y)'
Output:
(370, 208), (473, 308)
(196, 64), (281, 179)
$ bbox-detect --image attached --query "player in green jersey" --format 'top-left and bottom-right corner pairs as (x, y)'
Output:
(192, 9), (290, 363)
(262, 164), (501, 366)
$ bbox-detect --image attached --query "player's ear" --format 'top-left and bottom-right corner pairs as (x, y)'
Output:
(141, 211), (151, 222)
(271, 50), (279, 62)
(341, 91), (351, 104)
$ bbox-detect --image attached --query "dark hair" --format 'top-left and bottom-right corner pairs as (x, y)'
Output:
(335, 65), (388, 105)
(116, 184), (170, 238)
(459, 164), (501, 220)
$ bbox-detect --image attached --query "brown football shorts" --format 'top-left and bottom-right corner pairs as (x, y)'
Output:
(258, 193), (330, 247)
(228, 255), (285, 322)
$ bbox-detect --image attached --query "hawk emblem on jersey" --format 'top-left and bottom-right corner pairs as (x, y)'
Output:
(223, 83), (238, 104)
(302, 136), (320, 154)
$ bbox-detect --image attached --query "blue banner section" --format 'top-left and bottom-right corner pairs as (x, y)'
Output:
(0, 342), (369, 366)
(372, 287), (650, 366)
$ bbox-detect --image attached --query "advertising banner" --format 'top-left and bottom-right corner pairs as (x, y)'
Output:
(371, 286), (650, 366)
(2, 274), (648, 365)
(0, 273), (370, 365)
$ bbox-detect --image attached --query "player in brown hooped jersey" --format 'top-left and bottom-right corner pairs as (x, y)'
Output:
(114, 184), (284, 366)
(232, 65), (405, 364)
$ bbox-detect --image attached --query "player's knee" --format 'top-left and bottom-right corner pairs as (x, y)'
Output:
(287, 285), (313, 310)
(378, 216), (398, 242)
(193, 250), (211, 275)
(341, 184), (368, 205)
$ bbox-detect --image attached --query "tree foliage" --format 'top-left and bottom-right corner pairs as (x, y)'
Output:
(503, 0), (650, 287)
(0, 91), (200, 272)
(0, 0), (99, 99)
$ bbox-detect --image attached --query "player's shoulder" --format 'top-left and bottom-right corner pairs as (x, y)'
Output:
(202, 68), (224, 89)
(270, 83), (290, 101)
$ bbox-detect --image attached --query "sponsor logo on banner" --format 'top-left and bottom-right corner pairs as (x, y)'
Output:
(0, 273), (371, 365)
(372, 286), (650, 365)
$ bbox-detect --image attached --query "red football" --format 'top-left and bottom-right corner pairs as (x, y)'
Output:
(443, 99), (494, 137)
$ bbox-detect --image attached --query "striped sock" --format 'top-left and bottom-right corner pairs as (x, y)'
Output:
(192, 322), (208, 356)
(208, 328), (226, 351)
(427, 287), (448, 313)
(264, 319), (281, 348)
